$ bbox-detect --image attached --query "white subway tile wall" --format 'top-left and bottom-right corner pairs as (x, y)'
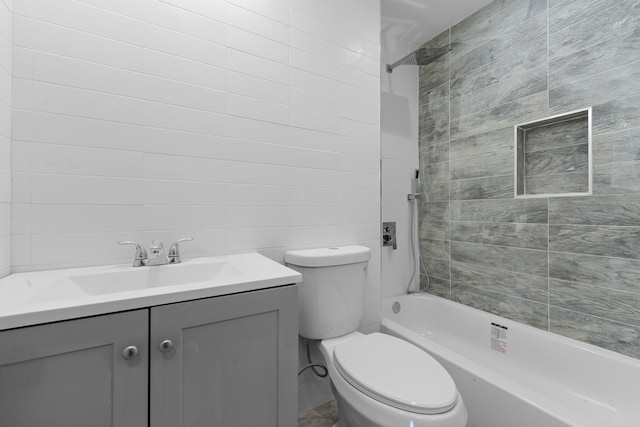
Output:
(7, 0), (381, 410)
(0, 0), (10, 278)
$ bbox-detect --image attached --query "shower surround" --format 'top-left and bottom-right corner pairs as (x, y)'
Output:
(418, 0), (640, 358)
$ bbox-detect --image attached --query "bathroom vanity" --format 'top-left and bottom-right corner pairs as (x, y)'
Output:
(0, 253), (301, 427)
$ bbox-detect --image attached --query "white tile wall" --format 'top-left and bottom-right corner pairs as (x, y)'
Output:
(0, 0), (10, 278)
(6, 0), (381, 413)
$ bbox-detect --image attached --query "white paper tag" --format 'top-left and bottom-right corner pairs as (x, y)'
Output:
(491, 322), (508, 353)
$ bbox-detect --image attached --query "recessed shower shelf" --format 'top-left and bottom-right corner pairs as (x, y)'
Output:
(514, 107), (592, 199)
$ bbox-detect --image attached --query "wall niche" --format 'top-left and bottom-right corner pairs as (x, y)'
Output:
(515, 108), (592, 198)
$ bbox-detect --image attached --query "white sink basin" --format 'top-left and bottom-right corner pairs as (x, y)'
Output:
(68, 260), (244, 296)
(0, 253), (302, 330)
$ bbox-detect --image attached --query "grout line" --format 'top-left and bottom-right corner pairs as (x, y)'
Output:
(450, 173), (513, 182)
(451, 90), (547, 123)
(448, 26), (452, 300)
(547, 195), (551, 332)
(450, 257), (552, 281)
(549, 276), (640, 297)
(524, 141), (588, 155)
(546, 0), (550, 118)
(550, 304), (640, 330)
(449, 239), (548, 253)
(457, 282), (548, 306)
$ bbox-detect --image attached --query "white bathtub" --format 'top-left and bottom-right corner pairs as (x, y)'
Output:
(381, 294), (640, 427)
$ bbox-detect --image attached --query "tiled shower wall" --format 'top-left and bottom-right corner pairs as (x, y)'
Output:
(419, 0), (640, 359)
(0, 0), (10, 278)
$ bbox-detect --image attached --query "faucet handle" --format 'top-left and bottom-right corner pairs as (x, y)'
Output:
(118, 241), (148, 267)
(168, 237), (194, 264)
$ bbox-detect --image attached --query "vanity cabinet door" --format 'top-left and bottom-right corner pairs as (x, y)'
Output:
(0, 310), (149, 427)
(150, 285), (298, 427)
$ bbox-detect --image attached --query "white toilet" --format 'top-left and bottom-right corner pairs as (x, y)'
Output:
(285, 245), (468, 427)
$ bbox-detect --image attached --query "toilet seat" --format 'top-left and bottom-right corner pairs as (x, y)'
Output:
(333, 333), (458, 415)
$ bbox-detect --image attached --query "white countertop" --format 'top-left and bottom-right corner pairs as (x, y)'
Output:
(0, 252), (302, 330)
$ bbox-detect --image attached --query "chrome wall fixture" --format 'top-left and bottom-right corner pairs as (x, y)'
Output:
(386, 46), (451, 73)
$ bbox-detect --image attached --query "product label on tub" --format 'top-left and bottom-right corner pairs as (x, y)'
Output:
(491, 322), (508, 353)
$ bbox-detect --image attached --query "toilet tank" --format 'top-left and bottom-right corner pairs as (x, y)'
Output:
(285, 246), (371, 340)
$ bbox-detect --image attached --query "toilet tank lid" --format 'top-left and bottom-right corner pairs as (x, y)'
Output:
(285, 245), (371, 267)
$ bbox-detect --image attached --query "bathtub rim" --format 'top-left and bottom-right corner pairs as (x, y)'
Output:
(380, 293), (640, 427)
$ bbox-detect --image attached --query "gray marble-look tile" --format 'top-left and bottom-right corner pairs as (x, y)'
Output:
(524, 144), (589, 176)
(549, 28), (640, 89)
(452, 285), (549, 330)
(419, 126), (449, 165)
(549, 194), (640, 226)
(422, 274), (451, 298)
(549, 224), (640, 260)
(450, 199), (548, 223)
(550, 60), (640, 114)
(451, 260), (548, 302)
(412, 0), (640, 362)
(592, 93), (640, 135)
(420, 140), (449, 166)
(451, 65), (547, 122)
(550, 278), (640, 327)
(450, 91), (548, 139)
(549, 0), (626, 35)
(549, 0), (640, 60)
(451, 12), (547, 87)
(419, 30), (450, 93)
(450, 175), (514, 200)
(423, 255), (450, 280)
(593, 161), (640, 195)
(525, 171), (589, 195)
(419, 219), (449, 242)
(420, 162), (450, 201)
(593, 128), (640, 165)
(452, 0), (546, 49)
(450, 32), (547, 100)
(419, 82), (450, 133)
(549, 251), (640, 293)
(450, 147), (513, 180)
(420, 238), (450, 261)
(524, 116), (588, 153)
(550, 306), (640, 359)
(419, 201), (449, 222)
(451, 241), (548, 277)
(450, 127), (513, 161)
(451, 221), (548, 250)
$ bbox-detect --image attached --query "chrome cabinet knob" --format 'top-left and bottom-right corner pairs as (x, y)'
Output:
(122, 345), (139, 360)
(159, 339), (174, 353)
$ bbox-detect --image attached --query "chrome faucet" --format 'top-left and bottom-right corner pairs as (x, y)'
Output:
(146, 240), (169, 266)
(118, 238), (194, 267)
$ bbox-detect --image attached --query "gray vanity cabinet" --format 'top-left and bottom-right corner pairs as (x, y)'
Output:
(0, 284), (297, 427)
(150, 285), (298, 427)
(0, 310), (149, 427)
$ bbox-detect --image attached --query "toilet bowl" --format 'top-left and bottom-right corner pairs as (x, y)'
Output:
(320, 332), (468, 427)
(285, 246), (467, 427)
